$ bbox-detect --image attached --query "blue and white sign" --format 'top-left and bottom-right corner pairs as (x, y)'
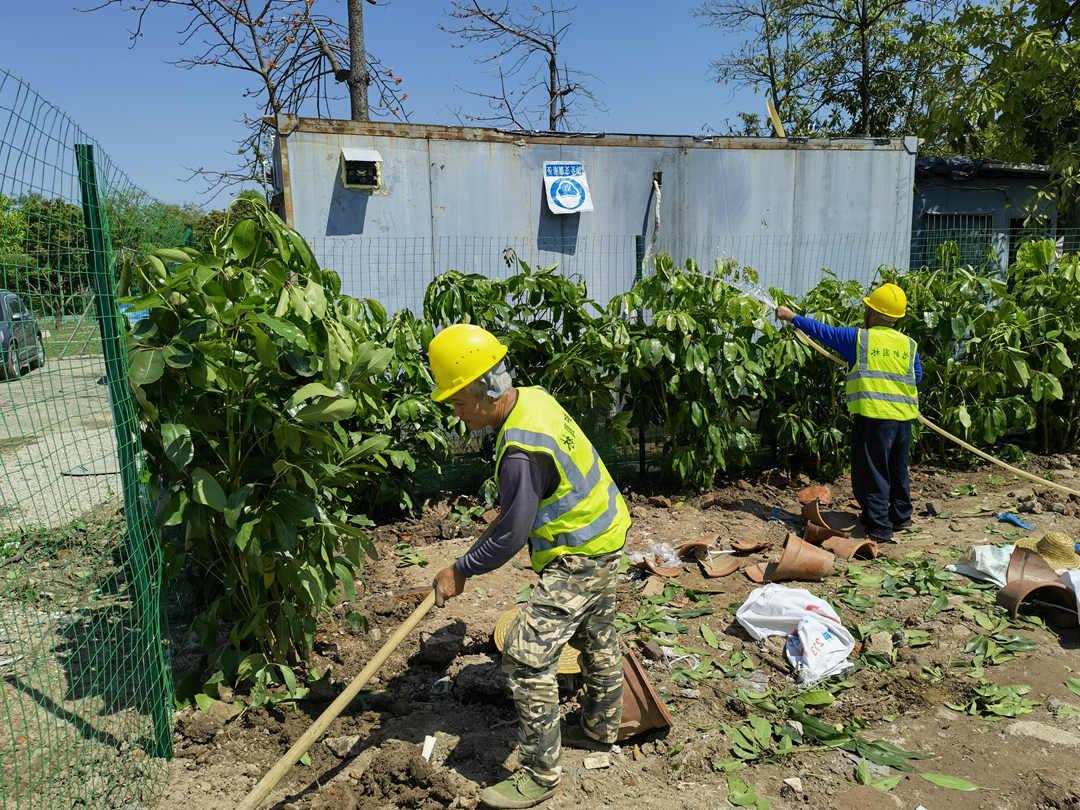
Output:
(543, 161), (594, 214)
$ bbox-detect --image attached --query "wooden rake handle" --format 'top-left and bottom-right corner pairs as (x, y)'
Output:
(237, 590), (437, 810)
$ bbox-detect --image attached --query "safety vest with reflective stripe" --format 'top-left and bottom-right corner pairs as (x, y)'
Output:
(845, 327), (920, 421)
(495, 387), (630, 572)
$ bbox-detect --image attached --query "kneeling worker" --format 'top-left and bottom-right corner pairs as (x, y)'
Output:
(426, 324), (630, 809)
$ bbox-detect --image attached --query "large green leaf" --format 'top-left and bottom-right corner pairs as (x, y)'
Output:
(296, 397), (357, 423)
(345, 434), (392, 460)
(355, 343), (394, 377)
(919, 773), (979, 792)
(255, 313), (311, 350)
(163, 343), (195, 369)
(161, 422), (194, 469)
(286, 382), (342, 410)
(726, 774), (769, 808)
(305, 282), (327, 318)
(129, 349), (165, 385)
(225, 484), (255, 529)
(191, 467), (227, 511)
(231, 219), (257, 260)
(246, 324), (279, 368)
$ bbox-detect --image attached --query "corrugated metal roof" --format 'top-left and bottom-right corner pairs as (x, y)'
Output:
(916, 156), (1051, 180)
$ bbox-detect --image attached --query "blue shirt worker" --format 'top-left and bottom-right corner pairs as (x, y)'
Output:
(426, 324), (630, 809)
(776, 283), (922, 543)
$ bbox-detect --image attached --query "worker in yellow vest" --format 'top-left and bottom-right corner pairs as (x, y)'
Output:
(777, 283), (921, 543)
(426, 324), (630, 809)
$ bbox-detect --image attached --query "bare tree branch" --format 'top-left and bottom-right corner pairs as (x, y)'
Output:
(83, 0), (409, 198)
(441, 0), (603, 131)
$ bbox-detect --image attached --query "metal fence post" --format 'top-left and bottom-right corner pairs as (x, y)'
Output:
(634, 235), (646, 481)
(76, 144), (173, 759)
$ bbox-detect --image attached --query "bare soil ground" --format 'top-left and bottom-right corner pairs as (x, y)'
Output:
(160, 458), (1080, 810)
(0, 502), (167, 808)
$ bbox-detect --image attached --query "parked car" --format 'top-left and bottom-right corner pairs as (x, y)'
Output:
(0, 290), (45, 379)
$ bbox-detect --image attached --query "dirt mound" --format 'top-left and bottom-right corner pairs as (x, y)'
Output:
(347, 740), (475, 809)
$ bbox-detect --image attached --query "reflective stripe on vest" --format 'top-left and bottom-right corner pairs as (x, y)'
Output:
(495, 387), (629, 572)
(845, 327), (919, 420)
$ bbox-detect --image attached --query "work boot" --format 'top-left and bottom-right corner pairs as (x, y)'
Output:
(560, 722), (613, 751)
(478, 770), (557, 808)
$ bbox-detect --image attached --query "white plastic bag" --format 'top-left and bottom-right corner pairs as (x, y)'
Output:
(785, 616), (854, 684)
(1059, 570), (1080, 615)
(735, 584), (844, 641)
(736, 584), (854, 685)
(945, 544), (1014, 588)
(648, 542), (681, 569)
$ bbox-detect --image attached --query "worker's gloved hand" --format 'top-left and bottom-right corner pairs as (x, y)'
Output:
(433, 564), (466, 608)
(776, 306), (795, 322)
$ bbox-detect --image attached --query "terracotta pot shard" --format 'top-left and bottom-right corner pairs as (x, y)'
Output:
(699, 557), (741, 578)
(802, 522), (841, 546)
(676, 537), (740, 578)
(730, 539), (769, 553)
(618, 649), (673, 741)
(797, 484), (833, 506)
(676, 537), (720, 558)
(801, 499), (858, 537)
(774, 534), (835, 581)
(635, 557), (683, 578)
(821, 537), (879, 561)
(997, 579), (1079, 627)
(742, 534), (835, 583)
(744, 563), (771, 583)
(1006, 547), (1057, 585)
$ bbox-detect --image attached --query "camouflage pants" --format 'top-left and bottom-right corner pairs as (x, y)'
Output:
(501, 551), (623, 787)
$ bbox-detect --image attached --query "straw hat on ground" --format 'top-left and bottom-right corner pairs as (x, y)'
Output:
(493, 606), (582, 675)
(1015, 531), (1080, 570)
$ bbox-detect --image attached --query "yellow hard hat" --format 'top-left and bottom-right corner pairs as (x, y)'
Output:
(862, 283), (907, 319)
(427, 323), (508, 402)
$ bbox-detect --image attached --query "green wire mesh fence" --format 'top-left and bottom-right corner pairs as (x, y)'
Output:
(1, 69), (177, 807)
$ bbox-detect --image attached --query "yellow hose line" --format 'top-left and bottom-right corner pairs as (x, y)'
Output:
(790, 328), (1080, 500)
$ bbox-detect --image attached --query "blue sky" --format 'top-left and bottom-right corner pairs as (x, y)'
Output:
(1, 1), (754, 207)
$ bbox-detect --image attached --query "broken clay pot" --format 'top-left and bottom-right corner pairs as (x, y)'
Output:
(797, 484), (833, 506)
(743, 533), (836, 583)
(1006, 547), (1057, 584)
(802, 522), (842, 545)
(801, 499), (858, 537)
(619, 649), (673, 741)
(632, 558), (683, 578)
(676, 537), (720, 558)
(821, 536), (879, 560)
(676, 537), (741, 577)
(699, 557), (742, 578)
(996, 579), (1079, 628)
(730, 538), (769, 553)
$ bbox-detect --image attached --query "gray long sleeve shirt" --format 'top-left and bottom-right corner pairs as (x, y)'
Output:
(453, 447), (558, 577)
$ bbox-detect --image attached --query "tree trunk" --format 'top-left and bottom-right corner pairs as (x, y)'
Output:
(548, 55), (558, 131)
(348, 0), (370, 121)
(859, 7), (870, 136)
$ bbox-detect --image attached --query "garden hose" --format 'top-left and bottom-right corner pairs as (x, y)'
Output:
(790, 328), (1080, 500)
